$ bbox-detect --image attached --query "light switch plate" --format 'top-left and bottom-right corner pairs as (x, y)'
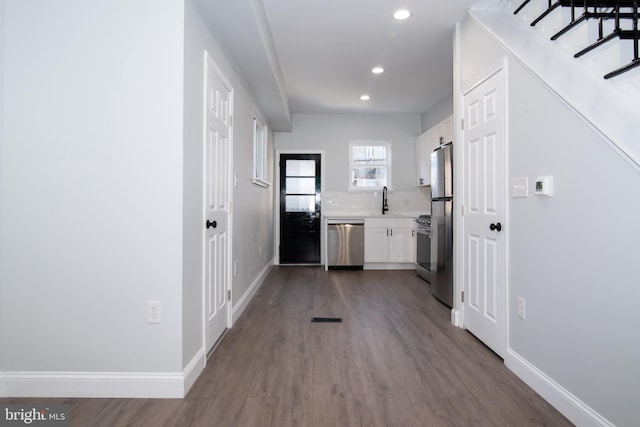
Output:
(512, 177), (528, 198)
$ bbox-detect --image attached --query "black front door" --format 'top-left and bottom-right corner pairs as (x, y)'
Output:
(279, 153), (321, 264)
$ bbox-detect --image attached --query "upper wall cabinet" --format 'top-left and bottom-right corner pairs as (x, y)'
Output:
(415, 130), (432, 187)
(440, 115), (453, 146)
(416, 115), (453, 187)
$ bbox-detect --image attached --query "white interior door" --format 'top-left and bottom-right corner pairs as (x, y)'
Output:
(462, 68), (506, 358)
(204, 53), (232, 353)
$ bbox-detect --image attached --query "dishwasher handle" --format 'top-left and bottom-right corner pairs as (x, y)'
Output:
(327, 218), (364, 225)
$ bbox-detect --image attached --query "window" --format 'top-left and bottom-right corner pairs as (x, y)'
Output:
(284, 159), (317, 212)
(253, 117), (270, 187)
(349, 141), (391, 190)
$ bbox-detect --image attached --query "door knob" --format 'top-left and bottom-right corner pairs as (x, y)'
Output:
(489, 222), (502, 232)
(206, 220), (217, 229)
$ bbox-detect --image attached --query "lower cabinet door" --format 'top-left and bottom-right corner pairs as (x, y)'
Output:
(388, 228), (415, 263)
(364, 227), (389, 262)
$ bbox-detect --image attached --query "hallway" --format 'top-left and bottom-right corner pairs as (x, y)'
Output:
(1, 267), (571, 426)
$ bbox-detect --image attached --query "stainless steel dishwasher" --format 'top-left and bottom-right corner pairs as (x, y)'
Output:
(327, 219), (365, 269)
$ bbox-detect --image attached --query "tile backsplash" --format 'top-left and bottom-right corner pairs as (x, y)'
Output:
(322, 188), (430, 214)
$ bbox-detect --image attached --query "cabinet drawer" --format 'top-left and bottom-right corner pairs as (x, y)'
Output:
(365, 217), (415, 229)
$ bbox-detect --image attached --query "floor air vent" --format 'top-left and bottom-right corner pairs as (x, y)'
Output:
(311, 317), (343, 323)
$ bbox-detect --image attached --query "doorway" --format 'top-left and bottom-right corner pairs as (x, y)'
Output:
(278, 153), (322, 264)
(203, 52), (233, 354)
(461, 65), (507, 358)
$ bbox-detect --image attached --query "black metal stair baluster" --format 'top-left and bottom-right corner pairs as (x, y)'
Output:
(515, 0), (640, 78)
(551, 0), (592, 40)
(531, 1), (563, 26)
(633, 0), (640, 61)
(604, 0), (640, 78)
(575, 4), (620, 57)
(514, 0), (533, 15)
(599, 6), (604, 41)
(575, 29), (619, 56)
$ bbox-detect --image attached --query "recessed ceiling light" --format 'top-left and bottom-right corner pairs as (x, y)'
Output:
(393, 9), (411, 20)
(360, 95), (370, 101)
(372, 67), (384, 74)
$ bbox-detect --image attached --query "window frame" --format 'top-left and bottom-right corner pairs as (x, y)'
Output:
(348, 141), (392, 191)
(252, 116), (270, 187)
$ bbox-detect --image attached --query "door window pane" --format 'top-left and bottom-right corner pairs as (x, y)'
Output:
(286, 177), (316, 194)
(286, 160), (316, 177)
(286, 195), (316, 212)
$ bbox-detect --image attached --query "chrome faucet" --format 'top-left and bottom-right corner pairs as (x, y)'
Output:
(382, 186), (389, 214)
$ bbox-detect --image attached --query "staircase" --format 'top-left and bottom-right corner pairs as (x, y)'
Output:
(466, 2), (640, 171)
(512, 0), (639, 79)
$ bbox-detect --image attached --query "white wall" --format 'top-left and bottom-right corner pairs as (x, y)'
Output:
(184, 0), (274, 366)
(0, 0), (275, 396)
(421, 93), (453, 133)
(460, 14), (640, 427)
(275, 114), (421, 192)
(182, 0), (209, 371)
(1, 0), (185, 373)
(0, 1), (5, 332)
(274, 114), (427, 216)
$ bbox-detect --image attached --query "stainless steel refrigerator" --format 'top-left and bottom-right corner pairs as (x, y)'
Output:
(430, 142), (453, 307)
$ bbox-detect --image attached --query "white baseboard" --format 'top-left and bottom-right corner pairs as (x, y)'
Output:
(0, 350), (206, 399)
(363, 263), (416, 270)
(0, 260), (273, 400)
(232, 259), (273, 324)
(0, 371), (184, 399)
(505, 348), (613, 427)
(450, 307), (462, 327)
(182, 348), (206, 396)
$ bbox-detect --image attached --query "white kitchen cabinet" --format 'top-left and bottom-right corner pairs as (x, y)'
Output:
(364, 218), (415, 265)
(436, 115), (453, 144)
(415, 114), (453, 187)
(415, 129), (432, 187)
(363, 226), (389, 262)
(388, 227), (415, 262)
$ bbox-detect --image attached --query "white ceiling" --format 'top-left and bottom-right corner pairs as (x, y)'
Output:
(194, 0), (504, 131)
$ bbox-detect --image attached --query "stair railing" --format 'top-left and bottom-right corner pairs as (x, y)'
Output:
(514, 0), (640, 78)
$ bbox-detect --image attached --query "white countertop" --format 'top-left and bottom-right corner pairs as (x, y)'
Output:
(323, 211), (423, 219)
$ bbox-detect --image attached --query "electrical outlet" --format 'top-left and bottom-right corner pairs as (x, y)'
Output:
(234, 261), (238, 276)
(147, 301), (162, 324)
(517, 297), (526, 320)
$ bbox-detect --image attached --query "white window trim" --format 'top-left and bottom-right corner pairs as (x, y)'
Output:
(252, 116), (270, 187)
(348, 141), (392, 191)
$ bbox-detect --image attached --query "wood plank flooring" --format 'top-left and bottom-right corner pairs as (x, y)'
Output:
(1, 267), (572, 426)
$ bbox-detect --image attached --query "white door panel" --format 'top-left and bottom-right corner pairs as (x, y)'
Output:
(462, 68), (506, 358)
(204, 53), (232, 353)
